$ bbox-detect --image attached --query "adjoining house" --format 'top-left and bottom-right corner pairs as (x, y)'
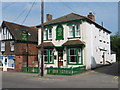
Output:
(111, 51), (116, 63)
(36, 12), (115, 73)
(0, 21), (38, 71)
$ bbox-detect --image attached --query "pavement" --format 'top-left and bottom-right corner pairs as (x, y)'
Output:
(2, 62), (119, 88)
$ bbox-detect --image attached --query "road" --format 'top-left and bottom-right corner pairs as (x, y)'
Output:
(2, 62), (119, 88)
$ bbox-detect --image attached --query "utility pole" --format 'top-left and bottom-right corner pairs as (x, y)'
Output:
(26, 31), (29, 68)
(39, 0), (44, 77)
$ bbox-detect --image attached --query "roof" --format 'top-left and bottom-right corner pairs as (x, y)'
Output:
(62, 40), (84, 46)
(1, 21), (38, 42)
(37, 42), (54, 48)
(36, 13), (111, 33)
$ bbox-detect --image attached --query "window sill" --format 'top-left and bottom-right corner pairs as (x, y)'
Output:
(68, 37), (81, 39)
(43, 39), (52, 41)
(68, 63), (83, 65)
(56, 38), (64, 40)
(44, 63), (54, 64)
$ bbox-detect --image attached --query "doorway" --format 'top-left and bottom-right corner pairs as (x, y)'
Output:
(58, 50), (63, 67)
(3, 57), (8, 71)
(102, 52), (105, 65)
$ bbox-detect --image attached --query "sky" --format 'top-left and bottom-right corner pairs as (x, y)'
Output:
(1, 1), (118, 35)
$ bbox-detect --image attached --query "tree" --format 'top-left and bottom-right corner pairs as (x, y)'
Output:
(111, 33), (120, 61)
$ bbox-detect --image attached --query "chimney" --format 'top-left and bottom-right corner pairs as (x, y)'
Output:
(46, 14), (52, 22)
(87, 12), (95, 22)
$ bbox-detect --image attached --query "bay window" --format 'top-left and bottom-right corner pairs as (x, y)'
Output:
(68, 48), (83, 65)
(43, 49), (54, 64)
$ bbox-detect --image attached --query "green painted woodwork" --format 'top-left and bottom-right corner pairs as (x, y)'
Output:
(67, 48), (83, 65)
(44, 25), (53, 29)
(21, 66), (86, 75)
(21, 30), (28, 41)
(22, 67), (39, 73)
(37, 19), (85, 28)
(44, 49), (54, 64)
(46, 66), (86, 75)
(56, 25), (64, 40)
(67, 20), (82, 26)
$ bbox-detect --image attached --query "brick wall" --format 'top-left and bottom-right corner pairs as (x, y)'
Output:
(15, 55), (38, 71)
(15, 42), (38, 55)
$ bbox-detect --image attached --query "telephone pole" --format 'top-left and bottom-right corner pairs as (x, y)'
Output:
(39, 0), (44, 77)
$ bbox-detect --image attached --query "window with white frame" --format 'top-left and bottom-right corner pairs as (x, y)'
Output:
(48, 28), (52, 39)
(69, 26), (74, 37)
(43, 30), (47, 40)
(75, 24), (80, 37)
(43, 28), (52, 41)
(10, 41), (14, 51)
(1, 41), (5, 51)
(68, 24), (80, 38)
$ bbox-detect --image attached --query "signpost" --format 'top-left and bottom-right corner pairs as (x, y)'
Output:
(22, 30), (29, 68)
(22, 30), (28, 41)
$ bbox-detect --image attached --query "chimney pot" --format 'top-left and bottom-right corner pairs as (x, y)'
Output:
(87, 12), (95, 22)
(46, 14), (52, 22)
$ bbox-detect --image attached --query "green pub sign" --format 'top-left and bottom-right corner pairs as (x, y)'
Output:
(56, 25), (64, 40)
(22, 30), (28, 41)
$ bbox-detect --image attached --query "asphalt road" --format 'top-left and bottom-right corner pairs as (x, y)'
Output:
(2, 62), (119, 88)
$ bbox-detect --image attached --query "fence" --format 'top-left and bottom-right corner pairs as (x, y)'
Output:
(22, 67), (39, 73)
(21, 66), (86, 75)
(46, 66), (86, 75)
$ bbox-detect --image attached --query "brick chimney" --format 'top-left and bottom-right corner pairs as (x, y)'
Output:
(87, 12), (95, 22)
(46, 14), (52, 22)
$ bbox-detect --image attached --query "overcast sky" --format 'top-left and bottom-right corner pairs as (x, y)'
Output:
(1, 1), (118, 35)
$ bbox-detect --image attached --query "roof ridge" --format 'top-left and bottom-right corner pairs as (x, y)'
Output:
(3, 21), (35, 29)
(44, 13), (84, 24)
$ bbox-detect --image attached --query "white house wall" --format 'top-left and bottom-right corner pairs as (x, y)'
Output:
(38, 20), (112, 69)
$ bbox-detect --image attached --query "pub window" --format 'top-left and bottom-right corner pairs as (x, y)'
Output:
(1, 41), (5, 51)
(43, 49), (54, 64)
(67, 48), (82, 65)
(10, 41), (14, 51)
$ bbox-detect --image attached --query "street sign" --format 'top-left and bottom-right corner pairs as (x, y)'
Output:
(22, 30), (28, 41)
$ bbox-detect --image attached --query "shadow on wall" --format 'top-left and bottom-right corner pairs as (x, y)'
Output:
(91, 56), (97, 69)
